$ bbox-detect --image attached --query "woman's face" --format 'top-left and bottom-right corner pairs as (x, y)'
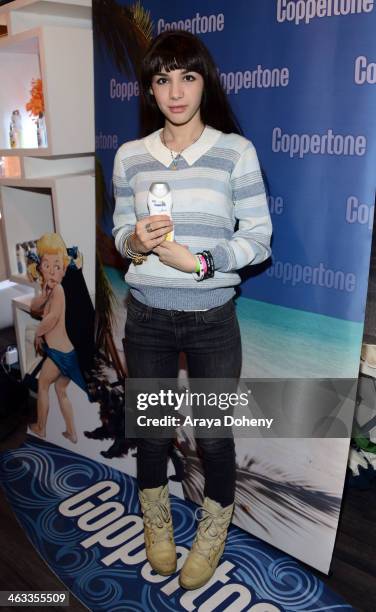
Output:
(150, 68), (204, 126)
(40, 252), (66, 289)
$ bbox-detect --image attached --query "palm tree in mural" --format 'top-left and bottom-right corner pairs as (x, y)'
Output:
(95, 158), (123, 375)
(93, 0), (153, 79)
(92, 0), (153, 375)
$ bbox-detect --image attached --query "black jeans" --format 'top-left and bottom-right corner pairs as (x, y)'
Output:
(125, 293), (242, 507)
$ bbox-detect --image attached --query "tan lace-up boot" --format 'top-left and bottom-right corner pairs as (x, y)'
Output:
(139, 483), (177, 576)
(179, 496), (234, 590)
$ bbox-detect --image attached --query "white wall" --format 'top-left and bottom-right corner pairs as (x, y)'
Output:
(0, 219), (8, 281)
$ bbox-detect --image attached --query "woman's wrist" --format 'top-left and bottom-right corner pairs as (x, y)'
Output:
(192, 251), (215, 281)
(124, 233), (148, 264)
(128, 233), (142, 253)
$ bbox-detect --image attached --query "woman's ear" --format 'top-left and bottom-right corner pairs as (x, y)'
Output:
(149, 86), (154, 96)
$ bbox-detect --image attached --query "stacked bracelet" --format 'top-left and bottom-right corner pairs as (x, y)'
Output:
(193, 254), (206, 281)
(192, 250), (215, 281)
(123, 233), (147, 265)
(202, 250), (215, 277)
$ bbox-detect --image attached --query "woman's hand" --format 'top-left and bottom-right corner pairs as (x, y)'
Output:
(153, 241), (197, 272)
(131, 215), (174, 254)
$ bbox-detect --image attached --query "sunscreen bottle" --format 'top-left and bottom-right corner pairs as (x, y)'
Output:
(147, 182), (174, 241)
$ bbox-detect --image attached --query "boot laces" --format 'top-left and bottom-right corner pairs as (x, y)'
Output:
(143, 499), (172, 543)
(192, 506), (228, 562)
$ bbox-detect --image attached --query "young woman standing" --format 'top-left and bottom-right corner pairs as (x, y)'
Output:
(112, 30), (272, 590)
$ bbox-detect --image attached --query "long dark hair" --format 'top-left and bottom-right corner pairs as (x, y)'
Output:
(139, 30), (242, 137)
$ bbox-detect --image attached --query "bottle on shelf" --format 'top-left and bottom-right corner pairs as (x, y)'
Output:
(28, 240), (37, 257)
(9, 121), (15, 148)
(37, 113), (47, 147)
(13, 110), (22, 147)
(16, 243), (26, 275)
(21, 242), (30, 275)
(9, 110), (22, 148)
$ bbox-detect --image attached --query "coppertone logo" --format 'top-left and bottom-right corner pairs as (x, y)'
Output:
(157, 12), (224, 34)
(59, 482), (282, 611)
(266, 260), (356, 292)
(219, 65), (289, 94)
(272, 127), (367, 158)
(277, 0), (374, 25)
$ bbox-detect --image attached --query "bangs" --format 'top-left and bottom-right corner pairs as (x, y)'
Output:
(142, 34), (206, 84)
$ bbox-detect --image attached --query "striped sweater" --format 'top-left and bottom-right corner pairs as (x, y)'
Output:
(112, 125), (272, 310)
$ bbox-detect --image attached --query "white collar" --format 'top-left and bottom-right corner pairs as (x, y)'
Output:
(143, 125), (222, 168)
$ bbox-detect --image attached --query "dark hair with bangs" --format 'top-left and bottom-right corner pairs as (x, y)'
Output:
(139, 30), (242, 137)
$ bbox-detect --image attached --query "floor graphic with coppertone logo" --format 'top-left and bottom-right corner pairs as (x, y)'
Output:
(0, 437), (353, 611)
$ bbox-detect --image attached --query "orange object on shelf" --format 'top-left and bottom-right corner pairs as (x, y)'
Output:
(26, 78), (45, 118)
(0, 156), (21, 178)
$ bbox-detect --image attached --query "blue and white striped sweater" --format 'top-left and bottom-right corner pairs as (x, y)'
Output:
(112, 125), (272, 310)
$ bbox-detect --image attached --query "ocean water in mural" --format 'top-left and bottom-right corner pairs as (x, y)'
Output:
(106, 265), (362, 378)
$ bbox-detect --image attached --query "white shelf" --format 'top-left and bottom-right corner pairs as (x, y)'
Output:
(13, 293), (36, 376)
(0, 25), (94, 156)
(0, 184), (55, 280)
(0, 154), (93, 180)
(13, 292), (34, 313)
(1, 0), (92, 35)
(0, 280), (34, 329)
(0, 0), (96, 371)
(22, 154), (94, 178)
(0, 30), (43, 151)
(10, 272), (37, 286)
(0, 173), (95, 295)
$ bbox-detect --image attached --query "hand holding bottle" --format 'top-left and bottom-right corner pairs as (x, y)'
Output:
(130, 215), (174, 253)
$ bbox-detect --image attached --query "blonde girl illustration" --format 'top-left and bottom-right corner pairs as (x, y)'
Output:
(28, 233), (86, 443)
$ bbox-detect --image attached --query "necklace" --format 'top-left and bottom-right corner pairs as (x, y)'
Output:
(161, 125), (206, 170)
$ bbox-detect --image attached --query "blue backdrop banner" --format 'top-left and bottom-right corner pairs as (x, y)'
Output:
(95, 0), (376, 324)
(91, 0), (376, 576)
